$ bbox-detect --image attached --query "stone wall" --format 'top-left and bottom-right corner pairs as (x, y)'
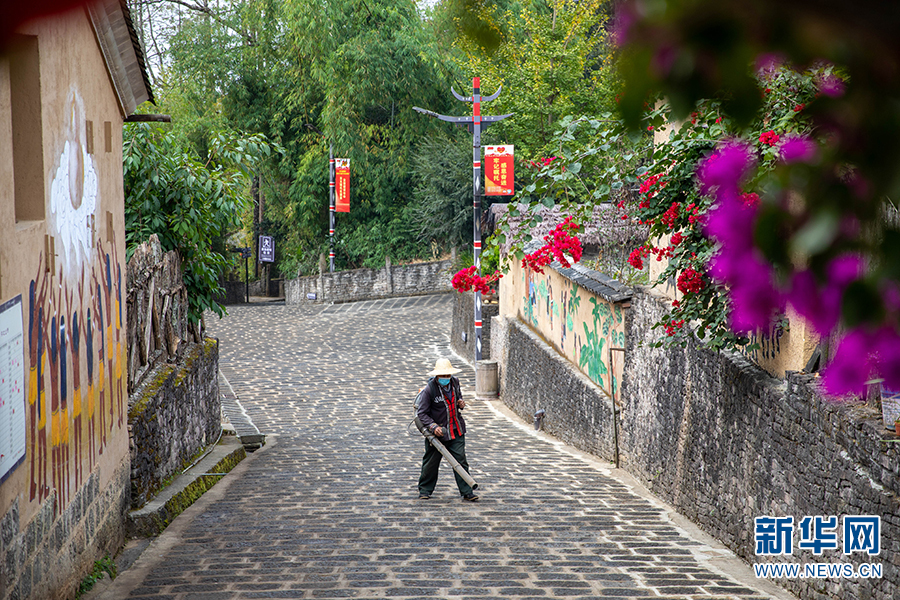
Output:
(621, 288), (899, 600)
(451, 292), (499, 363)
(285, 260), (453, 305)
(127, 338), (221, 509)
(493, 282), (900, 600)
(1, 461), (129, 600)
(490, 317), (617, 460)
(126, 235), (196, 397)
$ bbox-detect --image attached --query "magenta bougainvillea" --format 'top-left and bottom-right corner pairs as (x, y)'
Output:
(616, 0), (900, 398)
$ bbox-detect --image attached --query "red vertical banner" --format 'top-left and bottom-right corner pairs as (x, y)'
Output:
(335, 158), (350, 212)
(485, 145), (514, 195)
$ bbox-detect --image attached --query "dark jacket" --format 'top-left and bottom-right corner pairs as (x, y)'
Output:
(415, 376), (466, 441)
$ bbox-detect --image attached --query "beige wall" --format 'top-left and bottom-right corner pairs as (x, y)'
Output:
(645, 228), (819, 378)
(500, 261), (626, 400)
(0, 7), (129, 539)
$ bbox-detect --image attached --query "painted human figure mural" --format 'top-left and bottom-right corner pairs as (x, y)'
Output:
(85, 307), (95, 469)
(26, 242), (125, 512)
(21, 87), (126, 511)
(92, 275), (107, 456)
(28, 263), (49, 502)
(66, 277), (84, 489)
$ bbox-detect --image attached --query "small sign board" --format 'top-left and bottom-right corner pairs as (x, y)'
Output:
(306, 293), (317, 300)
(239, 247), (252, 259)
(0, 295), (26, 484)
(259, 236), (275, 263)
(335, 158), (350, 213)
(485, 145), (514, 195)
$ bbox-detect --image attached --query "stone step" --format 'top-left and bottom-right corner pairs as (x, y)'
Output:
(125, 435), (246, 538)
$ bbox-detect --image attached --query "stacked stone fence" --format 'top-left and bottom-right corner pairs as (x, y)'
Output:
(219, 277), (284, 304)
(126, 235), (196, 396)
(125, 236), (222, 510)
(285, 259), (453, 305)
(489, 276), (900, 600)
(127, 338), (221, 509)
(490, 317), (617, 459)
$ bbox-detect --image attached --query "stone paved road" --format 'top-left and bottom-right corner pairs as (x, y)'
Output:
(97, 294), (794, 600)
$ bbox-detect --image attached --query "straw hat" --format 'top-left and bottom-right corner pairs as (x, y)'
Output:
(428, 358), (461, 376)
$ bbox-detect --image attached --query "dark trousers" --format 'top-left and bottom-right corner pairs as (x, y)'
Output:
(418, 435), (473, 496)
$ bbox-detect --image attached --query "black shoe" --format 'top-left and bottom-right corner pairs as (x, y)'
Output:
(462, 493), (479, 502)
(418, 493), (431, 500)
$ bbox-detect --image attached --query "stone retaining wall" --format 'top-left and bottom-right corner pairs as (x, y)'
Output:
(490, 316), (617, 459)
(0, 460), (129, 600)
(492, 284), (900, 600)
(621, 288), (899, 600)
(285, 260), (453, 305)
(127, 338), (221, 509)
(451, 292), (499, 363)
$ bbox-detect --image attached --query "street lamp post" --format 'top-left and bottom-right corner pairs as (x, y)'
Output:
(329, 143), (335, 273)
(414, 78), (512, 361)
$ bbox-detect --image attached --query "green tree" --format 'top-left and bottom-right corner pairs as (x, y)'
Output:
(406, 132), (474, 252)
(123, 123), (273, 321)
(447, 0), (619, 158)
(279, 0), (462, 270)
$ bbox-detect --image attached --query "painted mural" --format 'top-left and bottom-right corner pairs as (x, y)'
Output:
(22, 87), (126, 514)
(27, 244), (126, 513)
(515, 263), (626, 399)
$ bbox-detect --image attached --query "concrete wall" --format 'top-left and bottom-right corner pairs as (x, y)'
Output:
(285, 259), (453, 305)
(0, 10), (132, 599)
(128, 338), (220, 509)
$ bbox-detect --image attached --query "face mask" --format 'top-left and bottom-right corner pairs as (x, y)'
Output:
(437, 377), (451, 386)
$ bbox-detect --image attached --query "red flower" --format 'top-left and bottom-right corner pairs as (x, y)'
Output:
(660, 202), (680, 229)
(670, 231), (684, 246)
(627, 247), (645, 270)
(741, 192), (760, 208)
(759, 130), (780, 146)
(522, 217), (583, 273)
(639, 173), (665, 199)
(663, 319), (686, 336)
(677, 268), (706, 295)
(793, 103), (805, 112)
(452, 266), (501, 294)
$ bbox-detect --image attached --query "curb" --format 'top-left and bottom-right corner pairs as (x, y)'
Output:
(125, 435), (246, 538)
(219, 371), (266, 450)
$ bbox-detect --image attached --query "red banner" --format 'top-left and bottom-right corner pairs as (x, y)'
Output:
(335, 158), (350, 212)
(485, 145), (514, 196)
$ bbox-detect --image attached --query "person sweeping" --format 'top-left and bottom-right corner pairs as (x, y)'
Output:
(415, 358), (479, 501)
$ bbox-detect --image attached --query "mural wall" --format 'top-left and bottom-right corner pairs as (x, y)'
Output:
(2, 85), (128, 517)
(501, 260), (626, 400)
(24, 243), (126, 513)
(0, 6), (151, 597)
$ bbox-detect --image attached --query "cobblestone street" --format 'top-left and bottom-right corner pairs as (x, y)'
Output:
(96, 294), (793, 600)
